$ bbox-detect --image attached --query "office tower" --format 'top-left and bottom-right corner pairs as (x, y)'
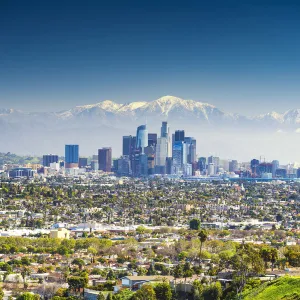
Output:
(43, 154), (58, 167)
(297, 168), (300, 178)
(65, 145), (79, 168)
(250, 159), (260, 176)
(184, 137), (197, 163)
(98, 147), (112, 172)
(79, 157), (88, 168)
(113, 159), (118, 172)
(123, 135), (134, 156)
(139, 153), (148, 176)
(229, 160), (239, 172)
(208, 163), (215, 175)
(198, 157), (206, 172)
(117, 156), (130, 176)
(208, 156), (219, 174)
(276, 168), (287, 178)
(175, 130), (185, 142)
(272, 160), (279, 178)
(165, 157), (173, 174)
(91, 160), (99, 171)
(155, 137), (168, 168)
(136, 125), (148, 150)
(161, 121), (172, 157)
(148, 133), (157, 147)
(172, 141), (186, 174)
(161, 121), (168, 138)
(258, 162), (272, 177)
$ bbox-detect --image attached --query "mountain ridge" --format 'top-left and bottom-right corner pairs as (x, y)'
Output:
(1, 96), (300, 124)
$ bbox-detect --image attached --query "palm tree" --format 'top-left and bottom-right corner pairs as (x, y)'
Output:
(198, 229), (208, 264)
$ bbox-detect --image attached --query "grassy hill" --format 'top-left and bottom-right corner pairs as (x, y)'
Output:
(243, 276), (300, 300)
(0, 152), (41, 166)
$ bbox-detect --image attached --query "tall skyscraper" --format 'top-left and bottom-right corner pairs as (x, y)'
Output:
(136, 125), (148, 150)
(98, 148), (112, 172)
(123, 135), (134, 156)
(161, 121), (168, 138)
(43, 154), (58, 167)
(161, 121), (172, 157)
(272, 160), (279, 178)
(184, 137), (197, 163)
(250, 159), (260, 177)
(155, 137), (168, 170)
(65, 145), (79, 168)
(172, 141), (186, 174)
(198, 157), (206, 172)
(175, 130), (185, 142)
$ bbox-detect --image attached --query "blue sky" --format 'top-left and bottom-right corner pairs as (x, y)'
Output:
(1, 0), (300, 115)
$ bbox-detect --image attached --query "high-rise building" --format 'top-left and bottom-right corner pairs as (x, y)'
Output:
(175, 130), (185, 142)
(208, 156), (219, 174)
(160, 122), (172, 157)
(65, 145), (79, 168)
(165, 157), (173, 174)
(208, 163), (215, 175)
(79, 157), (88, 168)
(184, 137), (197, 163)
(272, 160), (279, 178)
(161, 121), (168, 138)
(123, 136), (134, 156)
(155, 137), (168, 167)
(148, 133), (157, 147)
(43, 154), (58, 167)
(250, 159), (260, 176)
(172, 141), (186, 174)
(229, 160), (239, 172)
(198, 157), (206, 172)
(98, 148), (112, 172)
(117, 156), (130, 176)
(136, 125), (148, 150)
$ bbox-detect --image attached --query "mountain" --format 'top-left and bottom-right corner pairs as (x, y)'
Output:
(0, 95), (300, 161)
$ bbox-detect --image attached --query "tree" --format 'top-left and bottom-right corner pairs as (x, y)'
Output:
(0, 287), (3, 300)
(154, 282), (172, 300)
(173, 264), (183, 293)
(21, 267), (31, 289)
(106, 269), (116, 280)
(72, 258), (85, 270)
(16, 293), (40, 300)
(202, 282), (222, 300)
(198, 229), (208, 261)
(147, 264), (157, 276)
(112, 289), (134, 300)
(189, 219), (201, 230)
(107, 293), (113, 300)
(231, 244), (265, 297)
(133, 284), (156, 300)
(192, 280), (203, 300)
(97, 293), (106, 300)
(183, 262), (193, 295)
(67, 276), (88, 293)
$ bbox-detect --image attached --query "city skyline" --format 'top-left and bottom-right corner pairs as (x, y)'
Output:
(1, 1), (300, 115)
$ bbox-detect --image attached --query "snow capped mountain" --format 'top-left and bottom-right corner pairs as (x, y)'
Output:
(1, 95), (300, 159)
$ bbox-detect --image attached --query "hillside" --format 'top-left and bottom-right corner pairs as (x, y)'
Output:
(243, 277), (300, 300)
(0, 152), (42, 166)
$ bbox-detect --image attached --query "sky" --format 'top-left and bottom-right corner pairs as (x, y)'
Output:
(1, 0), (300, 115)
